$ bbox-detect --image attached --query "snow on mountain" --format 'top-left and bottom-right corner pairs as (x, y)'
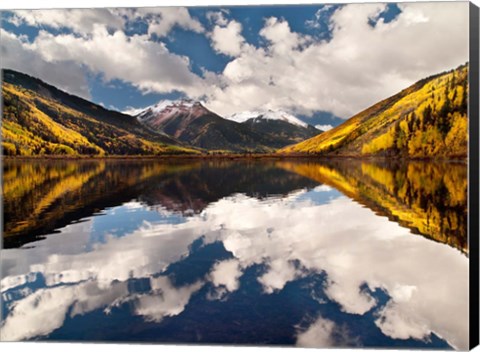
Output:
(122, 106), (146, 116)
(226, 110), (309, 128)
(130, 101), (313, 130)
(134, 99), (209, 123)
(147, 99), (197, 115)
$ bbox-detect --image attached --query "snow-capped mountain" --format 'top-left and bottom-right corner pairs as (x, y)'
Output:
(136, 99), (209, 127)
(132, 100), (322, 151)
(226, 110), (309, 128)
(133, 99), (274, 152)
(225, 109), (322, 148)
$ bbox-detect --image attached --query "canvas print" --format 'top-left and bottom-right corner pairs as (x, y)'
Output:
(0, 1), (478, 350)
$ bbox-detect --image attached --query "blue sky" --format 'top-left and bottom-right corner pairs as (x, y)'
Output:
(0, 3), (469, 127)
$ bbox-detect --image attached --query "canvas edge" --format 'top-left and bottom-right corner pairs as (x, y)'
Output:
(469, 1), (480, 350)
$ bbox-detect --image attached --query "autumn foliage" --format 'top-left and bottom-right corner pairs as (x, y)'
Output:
(1, 70), (197, 156)
(282, 64), (468, 158)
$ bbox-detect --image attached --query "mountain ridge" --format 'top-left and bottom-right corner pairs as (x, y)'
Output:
(134, 99), (276, 152)
(226, 110), (309, 128)
(134, 99), (322, 152)
(2, 64), (468, 158)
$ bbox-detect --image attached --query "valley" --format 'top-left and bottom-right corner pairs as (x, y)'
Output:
(1, 64), (469, 159)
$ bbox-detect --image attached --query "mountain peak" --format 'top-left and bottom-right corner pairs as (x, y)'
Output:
(134, 98), (224, 140)
(226, 110), (309, 128)
(136, 99), (207, 120)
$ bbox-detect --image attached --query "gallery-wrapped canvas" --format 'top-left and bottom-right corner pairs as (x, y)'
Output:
(0, 0), (479, 350)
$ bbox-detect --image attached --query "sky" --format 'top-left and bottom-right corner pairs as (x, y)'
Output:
(0, 2), (470, 126)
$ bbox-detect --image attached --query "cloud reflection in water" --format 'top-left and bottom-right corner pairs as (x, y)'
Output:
(1, 167), (468, 349)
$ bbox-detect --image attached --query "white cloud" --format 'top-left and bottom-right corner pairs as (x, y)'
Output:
(296, 316), (336, 347)
(204, 2), (469, 118)
(206, 10), (229, 27)
(210, 19), (246, 57)
(3, 7), (207, 101)
(325, 280), (377, 315)
(375, 301), (431, 340)
(128, 7), (204, 37)
(9, 7), (203, 38)
(257, 259), (301, 294)
(1, 280), (129, 341)
(0, 29), (91, 99)
(9, 8), (125, 34)
(316, 124), (334, 131)
(209, 258), (242, 292)
(134, 276), (203, 322)
(1, 273), (201, 340)
(260, 17), (311, 56)
(3, 3), (469, 119)
(28, 26), (208, 97)
(306, 5), (334, 29)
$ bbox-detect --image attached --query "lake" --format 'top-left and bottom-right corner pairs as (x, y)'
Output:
(1, 158), (468, 349)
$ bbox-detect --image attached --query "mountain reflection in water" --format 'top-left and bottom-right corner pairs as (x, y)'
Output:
(1, 159), (468, 349)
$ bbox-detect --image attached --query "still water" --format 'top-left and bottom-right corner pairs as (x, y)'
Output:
(1, 159), (468, 349)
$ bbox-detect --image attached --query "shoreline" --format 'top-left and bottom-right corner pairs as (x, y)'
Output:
(1, 154), (468, 162)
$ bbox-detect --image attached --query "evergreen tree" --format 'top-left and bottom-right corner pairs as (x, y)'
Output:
(423, 105), (433, 126)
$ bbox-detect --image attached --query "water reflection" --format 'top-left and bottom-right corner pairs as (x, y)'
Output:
(3, 159), (318, 248)
(279, 160), (468, 254)
(1, 159), (468, 349)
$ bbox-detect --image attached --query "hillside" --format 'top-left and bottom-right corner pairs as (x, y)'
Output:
(1, 69), (197, 156)
(226, 110), (321, 148)
(281, 64), (468, 158)
(136, 100), (280, 153)
(242, 118), (320, 148)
